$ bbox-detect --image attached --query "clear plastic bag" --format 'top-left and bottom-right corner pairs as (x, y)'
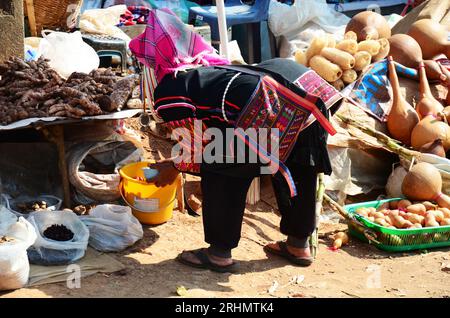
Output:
(39, 30), (100, 78)
(80, 204), (143, 252)
(27, 211), (89, 266)
(0, 209), (37, 291)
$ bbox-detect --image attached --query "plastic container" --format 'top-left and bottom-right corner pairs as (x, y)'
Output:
(345, 198), (450, 252)
(119, 161), (178, 225)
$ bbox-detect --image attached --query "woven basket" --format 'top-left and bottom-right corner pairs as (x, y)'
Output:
(24, 0), (83, 35)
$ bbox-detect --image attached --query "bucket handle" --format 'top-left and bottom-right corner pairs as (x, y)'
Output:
(119, 181), (177, 213)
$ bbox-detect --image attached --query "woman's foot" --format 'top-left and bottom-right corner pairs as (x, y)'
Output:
(181, 249), (233, 267)
(265, 242), (311, 258)
(176, 248), (239, 273)
(264, 241), (313, 266)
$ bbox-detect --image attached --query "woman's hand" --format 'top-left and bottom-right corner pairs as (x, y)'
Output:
(147, 160), (179, 187)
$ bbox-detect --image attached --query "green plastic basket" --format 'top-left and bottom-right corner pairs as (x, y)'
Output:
(344, 198), (450, 252)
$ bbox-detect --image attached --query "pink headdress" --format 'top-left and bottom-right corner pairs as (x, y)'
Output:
(129, 8), (230, 82)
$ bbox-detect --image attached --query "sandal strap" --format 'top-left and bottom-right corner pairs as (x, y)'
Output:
(192, 248), (212, 266)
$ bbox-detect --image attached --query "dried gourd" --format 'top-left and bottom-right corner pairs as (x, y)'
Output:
(336, 39), (358, 55)
(306, 36), (329, 64)
(344, 31), (358, 41)
(332, 79), (345, 90)
(320, 47), (355, 70)
(294, 50), (307, 66)
(342, 69), (358, 84)
(309, 55), (343, 82)
(358, 40), (381, 56)
(353, 51), (372, 71)
(373, 38), (390, 62)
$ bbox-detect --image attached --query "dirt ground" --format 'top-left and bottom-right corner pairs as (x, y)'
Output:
(2, 119), (450, 298)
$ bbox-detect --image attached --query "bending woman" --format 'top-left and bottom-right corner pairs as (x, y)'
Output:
(130, 9), (343, 273)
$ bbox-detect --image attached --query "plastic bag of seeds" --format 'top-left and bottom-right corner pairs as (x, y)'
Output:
(0, 208), (37, 291)
(27, 210), (89, 266)
(80, 204), (143, 252)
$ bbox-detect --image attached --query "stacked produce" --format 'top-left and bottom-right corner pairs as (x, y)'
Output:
(294, 11), (391, 90)
(356, 200), (450, 229)
(0, 57), (139, 125)
(362, 163), (450, 231)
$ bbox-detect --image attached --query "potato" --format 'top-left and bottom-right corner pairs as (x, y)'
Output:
(342, 69), (358, 84)
(422, 201), (437, 211)
(375, 217), (389, 227)
(336, 39), (358, 55)
(397, 200), (412, 210)
(320, 47), (355, 70)
(425, 213), (440, 227)
(309, 55), (343, 82)
(406, 204), (427, 216)
(334, 232), (348, 240)
(393, 215), (407, 228)
(295, 50), (307, 66)
(441, 218), (450, 226)
(373, 212), (386, 219)
(367, 207), (377, 215)
(306, 36), (329, 63)
(413, 223), (423, 228)
(353, 51), (372, 71)
(367, 216), (375, 222)
(385, 214), (395, 226)
(405, 213), (425, 225)
(358, 40), (381, 56)
(389, 200), (400, 209)
(331, 79), (345, 91)
(344, 31), (357, 41)
(438, 207), (450, 218)
(356, 207), (368, 217)
(388, 209), (400, 216)
(430, 210), (445, 222)
(403, 220), (414, 228)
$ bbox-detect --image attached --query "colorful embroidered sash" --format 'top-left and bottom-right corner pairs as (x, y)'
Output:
(164, 66), (337, 197)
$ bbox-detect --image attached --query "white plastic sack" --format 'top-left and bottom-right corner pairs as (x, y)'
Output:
(0, 210), (37, 291)
(39, 30), (100, 79)
(268, 0), (349, 40)
(81, 204), (143, 252)
(79, 5), (131, 44)
(27, 211), (89, 266)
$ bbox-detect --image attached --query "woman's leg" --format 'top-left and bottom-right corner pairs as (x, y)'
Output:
(277, 165), (318, 241)
(268, 165), (317, 259)
(202, 169), (254, 253)
(179, 164), (256, 267)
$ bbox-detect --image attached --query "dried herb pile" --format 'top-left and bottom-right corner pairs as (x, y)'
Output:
(0, 57), (138, 125)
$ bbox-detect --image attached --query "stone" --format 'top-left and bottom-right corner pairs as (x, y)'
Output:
(0, 0), (24, 63)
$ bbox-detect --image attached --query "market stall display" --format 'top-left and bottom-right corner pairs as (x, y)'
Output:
(386, 56), (419, 146)
(407, 19), (450, 59)
(345, 11), (392, 41)
(27, 210), (89, 265)
(5, 194), (62, 218)
(294, 12), (391, 88)
(0, 56), (139, 126)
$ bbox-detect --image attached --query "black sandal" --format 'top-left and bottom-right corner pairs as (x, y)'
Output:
(176, 248), (239, 273)
(264, 241), (313, 267)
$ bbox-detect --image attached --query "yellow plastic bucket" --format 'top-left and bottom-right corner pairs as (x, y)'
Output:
(119, 161), (178, 225)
